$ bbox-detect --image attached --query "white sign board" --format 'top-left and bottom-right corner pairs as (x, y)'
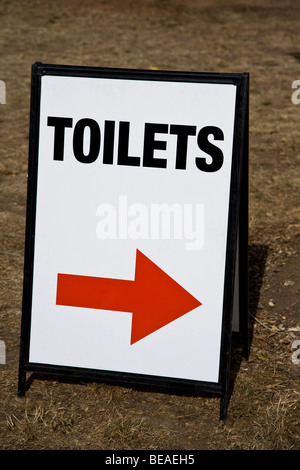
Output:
(19, 64), (249, 419)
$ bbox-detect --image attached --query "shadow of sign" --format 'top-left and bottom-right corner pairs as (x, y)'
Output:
(248, 244), (269, 343)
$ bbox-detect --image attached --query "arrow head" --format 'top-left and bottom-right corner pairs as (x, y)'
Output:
(130, 250), (201, 344)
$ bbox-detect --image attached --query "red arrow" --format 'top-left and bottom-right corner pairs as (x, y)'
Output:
(56, 249), (201, 345)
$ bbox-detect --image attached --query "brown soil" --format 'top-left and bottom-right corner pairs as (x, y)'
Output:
(0, 0), (299, 450)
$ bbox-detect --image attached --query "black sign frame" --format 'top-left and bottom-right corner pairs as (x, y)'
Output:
(18, 63), (249, 420)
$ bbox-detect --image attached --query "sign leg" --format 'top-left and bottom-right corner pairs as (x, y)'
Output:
(18, 366), (26, 397)
(220, 390), (229, 421)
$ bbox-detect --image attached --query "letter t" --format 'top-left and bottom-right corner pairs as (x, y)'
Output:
(47, 116), (73, 161)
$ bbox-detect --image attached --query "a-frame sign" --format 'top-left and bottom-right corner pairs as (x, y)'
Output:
(18, 63), (249, 420)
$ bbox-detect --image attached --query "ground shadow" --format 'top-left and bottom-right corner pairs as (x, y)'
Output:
(247, 243), (269, 344)
(228, 243), (269, 392)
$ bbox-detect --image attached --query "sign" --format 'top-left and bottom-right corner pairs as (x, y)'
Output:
(18, 63), (249, 419)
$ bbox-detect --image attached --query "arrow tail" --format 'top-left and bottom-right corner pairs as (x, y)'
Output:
(56, 273), (134, 312)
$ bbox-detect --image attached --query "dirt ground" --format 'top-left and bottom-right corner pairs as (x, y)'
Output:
(0, 0), (299, 451)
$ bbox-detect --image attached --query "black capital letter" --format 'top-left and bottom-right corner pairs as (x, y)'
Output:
(196, 126), (224, 172)
(143, 123), (168, 168)
(73, 118), (101, 164)
(47, 116), (73, 161)
(103, 120), (115, 165)
(117, 122), (140, 166)
(170, 124), (196, 170)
